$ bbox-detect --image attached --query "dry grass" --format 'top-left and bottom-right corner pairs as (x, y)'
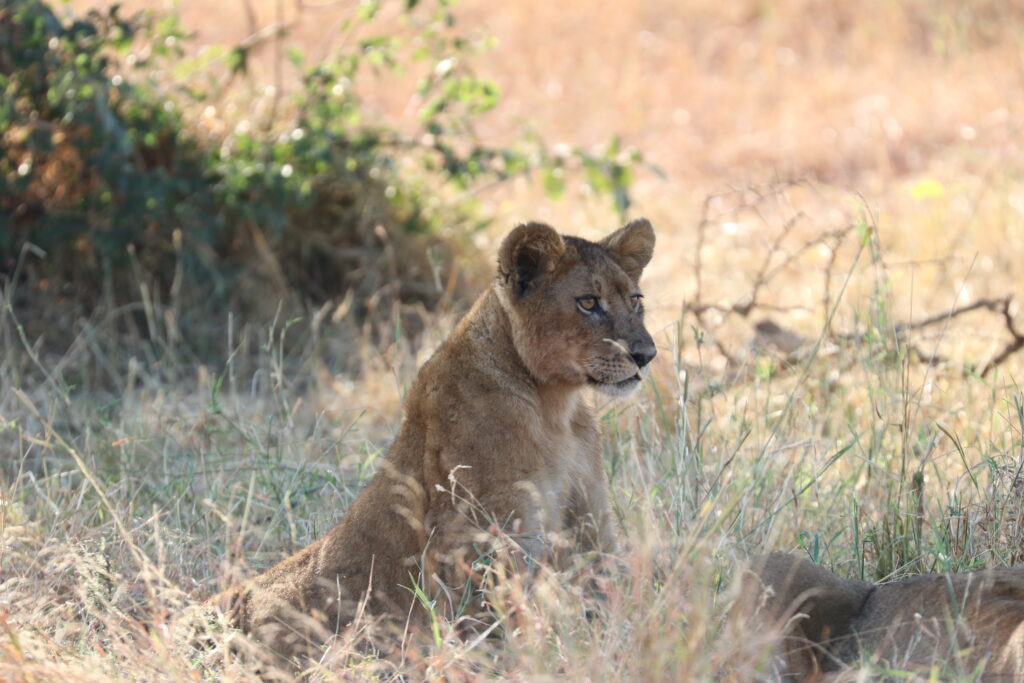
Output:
(5, 0), (1024, 680)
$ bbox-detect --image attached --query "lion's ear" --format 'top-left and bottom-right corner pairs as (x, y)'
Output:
(498, 223), (566, 298)
(600, 218), (655, 282)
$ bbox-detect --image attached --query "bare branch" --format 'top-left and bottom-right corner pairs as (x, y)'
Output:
(981, 298), (1024, 377)
(681, 186), (1023, 383)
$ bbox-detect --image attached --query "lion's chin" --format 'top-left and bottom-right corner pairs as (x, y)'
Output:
(587, 373), (642, 397)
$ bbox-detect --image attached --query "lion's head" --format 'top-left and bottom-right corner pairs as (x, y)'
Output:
(495, 219), (657, 396)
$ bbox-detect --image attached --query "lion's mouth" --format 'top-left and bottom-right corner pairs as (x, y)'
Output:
(586, 373), (642, 397)
(587, 373), (641, 387)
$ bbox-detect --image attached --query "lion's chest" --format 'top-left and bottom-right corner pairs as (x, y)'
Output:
(530, 413), (599, 529)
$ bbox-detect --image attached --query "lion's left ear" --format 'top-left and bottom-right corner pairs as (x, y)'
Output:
(600, 218), (655, 281)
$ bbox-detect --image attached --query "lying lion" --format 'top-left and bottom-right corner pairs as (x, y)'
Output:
(737, 552), (1024, 679)
(207, 219), (657, 658)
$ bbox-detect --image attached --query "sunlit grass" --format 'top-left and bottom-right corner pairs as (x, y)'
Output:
(2, 213), (1022, 678)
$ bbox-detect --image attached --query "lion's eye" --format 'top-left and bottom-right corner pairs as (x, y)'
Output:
(576, 297), (599, 314)
(630, 294), (643, 312)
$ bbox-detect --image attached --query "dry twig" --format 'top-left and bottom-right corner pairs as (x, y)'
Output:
(682, 186), (1023, 382)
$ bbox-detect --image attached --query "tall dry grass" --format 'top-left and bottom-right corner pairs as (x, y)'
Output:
(5, 0), (1024, 679)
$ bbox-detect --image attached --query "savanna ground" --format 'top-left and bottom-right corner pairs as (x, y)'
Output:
(3, 0), (1024, 679)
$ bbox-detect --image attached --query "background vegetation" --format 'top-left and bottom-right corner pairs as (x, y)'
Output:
(2, 0), (1023, 679)
(1, 0), (641, 368)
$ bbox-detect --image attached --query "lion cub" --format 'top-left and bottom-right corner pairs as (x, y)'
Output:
(737, 553), (1024, 679)
(211, 220), (657, 658)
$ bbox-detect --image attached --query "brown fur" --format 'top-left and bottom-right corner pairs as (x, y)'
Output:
(736, 552), (1024, 680)
(208, 220), (657, 659)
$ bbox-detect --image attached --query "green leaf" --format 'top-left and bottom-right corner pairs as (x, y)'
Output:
(357, 0), (381, 22)
(228, 46), (247, 74)
(541, 167), (565, 199)
(909, 178), (945, 200)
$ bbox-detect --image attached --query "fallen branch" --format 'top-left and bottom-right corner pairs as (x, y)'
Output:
(681, 185), (1023, 382)
(980, 298), (1024, 377)
(745, 296), (1021, 379)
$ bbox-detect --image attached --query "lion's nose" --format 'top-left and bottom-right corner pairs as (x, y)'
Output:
(629, 340), (657, 368)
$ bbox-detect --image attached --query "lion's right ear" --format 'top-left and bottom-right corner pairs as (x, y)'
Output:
(497, 223), (566, 298)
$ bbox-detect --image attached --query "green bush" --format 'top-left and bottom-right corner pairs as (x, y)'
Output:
(0, 0), (647, 354)
(1, 3), (208, 284)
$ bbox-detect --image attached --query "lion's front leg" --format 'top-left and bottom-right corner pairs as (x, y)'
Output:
(424, 486), (550, 618)
(563, 457), (617, 559)
(566, 494), (615, 556)
(558, 477), (622, 620)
